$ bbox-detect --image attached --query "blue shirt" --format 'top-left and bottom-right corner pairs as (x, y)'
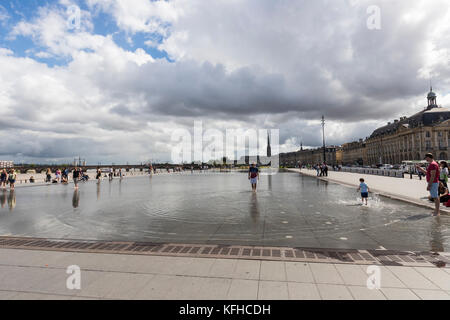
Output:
(360, 183), (368, 193)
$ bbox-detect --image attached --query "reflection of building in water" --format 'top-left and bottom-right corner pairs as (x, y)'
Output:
(8, 191), (16, 211)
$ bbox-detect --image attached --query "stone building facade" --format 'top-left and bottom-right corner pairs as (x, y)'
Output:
(341, 140), (367, 166)
(365, 88), (450, 165)
(280, 147), (338, 167)
(278, 88), (450, 167)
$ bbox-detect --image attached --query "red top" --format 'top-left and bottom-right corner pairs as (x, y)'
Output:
(426, 161), (440, 183)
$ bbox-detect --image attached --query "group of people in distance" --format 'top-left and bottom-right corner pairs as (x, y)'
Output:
(313, 163), (329, 177)
(0, 169), (17, 190)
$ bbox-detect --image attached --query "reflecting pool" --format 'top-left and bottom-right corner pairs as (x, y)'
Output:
(0, 172), (449, 252)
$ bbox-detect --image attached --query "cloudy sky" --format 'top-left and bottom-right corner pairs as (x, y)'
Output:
(0, 0), (449, 164)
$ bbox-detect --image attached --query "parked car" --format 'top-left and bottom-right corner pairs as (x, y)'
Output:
(378, 164), (393, 170)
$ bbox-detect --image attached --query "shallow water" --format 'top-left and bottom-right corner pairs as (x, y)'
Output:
(0, 172), (449, 252)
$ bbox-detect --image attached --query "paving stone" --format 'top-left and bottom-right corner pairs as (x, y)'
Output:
(79, 272), (154, 299)
(227, 279), (258, 300)
(285, 262), (315, 283)
(412, 289), (450, 300)
(388, 266), (440, 290)
(309, 264), (344, 284)
(414, 267), (450, 291)
(195, 278), (232, 300)
(260, 261), (286, 281)
(347, 286), (386, 300)
(233, 260), (260, 280)
(335, 264), (369, 286)
(316, 284), (353, 300)
(287, 282), (321, 300)
(258, 281), (289, 300)
(208, 259), (238, 278)
(381, 288), (420, 300)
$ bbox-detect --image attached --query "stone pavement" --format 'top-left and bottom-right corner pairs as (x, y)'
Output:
(289, 169), (450, 214)
(1, 248), (450, 300)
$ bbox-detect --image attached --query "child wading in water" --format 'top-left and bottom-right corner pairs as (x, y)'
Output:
(357, 178), (370, 205)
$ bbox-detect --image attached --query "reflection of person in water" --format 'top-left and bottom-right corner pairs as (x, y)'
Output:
(430, 217), (444, 253)
(0, 190), (6, 209)
(97, 182), (101, 200)
(7, 190), (16, 211)
(250, 192), (260, 223)
(72, 190), (80, 208)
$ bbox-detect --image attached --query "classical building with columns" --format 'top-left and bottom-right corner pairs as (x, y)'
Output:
(278, 88), (450, 167)
(365, 88), (450, 165)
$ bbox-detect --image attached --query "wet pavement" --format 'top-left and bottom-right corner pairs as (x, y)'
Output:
(0, 172), (449, 252)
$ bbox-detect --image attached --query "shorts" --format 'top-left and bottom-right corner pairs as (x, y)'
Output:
(8, 179), (15, 184)
(430, 182), (439, 199)
(361, 192), (369, 199)
(250, 177), (258, 184)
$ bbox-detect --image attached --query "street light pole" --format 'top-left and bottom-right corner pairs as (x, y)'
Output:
(322, 115), (326, 163)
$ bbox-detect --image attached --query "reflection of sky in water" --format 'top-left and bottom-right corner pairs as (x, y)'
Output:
(0, 172), (449, 252)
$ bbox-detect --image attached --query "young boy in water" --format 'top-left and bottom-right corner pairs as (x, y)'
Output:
(357, 178), (370, 205)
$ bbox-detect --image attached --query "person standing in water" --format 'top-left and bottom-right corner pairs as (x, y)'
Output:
(73, 167), (80, 189)
(248, 162), (259, 192)
(416, 153), (440, 216)
(0, 169), (7, 190)
(357, 178), (370, 205)
(8, 169), (17, 190)
(96, 168), (102, 184)
(46, 168), (52, 183)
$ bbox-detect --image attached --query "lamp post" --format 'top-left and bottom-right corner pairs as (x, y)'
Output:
(322, 115), (326, 163)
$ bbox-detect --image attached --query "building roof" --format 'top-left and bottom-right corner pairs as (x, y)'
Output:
(369, 89), (449, 138)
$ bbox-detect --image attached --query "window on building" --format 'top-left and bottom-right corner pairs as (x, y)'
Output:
(426, 131), (431, 138)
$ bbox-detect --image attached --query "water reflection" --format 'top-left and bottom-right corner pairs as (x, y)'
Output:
(430, 217), (444, 252)
(0, 190), (6, 209)
(97, 183), (101, 200)
(72, 190), (80, 208)
(250, 192), (260, 223)
(1, 173), (449, 252)
(7, 191), (15, 211)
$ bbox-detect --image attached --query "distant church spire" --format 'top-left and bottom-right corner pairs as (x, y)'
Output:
(267, 133), (271, 157)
